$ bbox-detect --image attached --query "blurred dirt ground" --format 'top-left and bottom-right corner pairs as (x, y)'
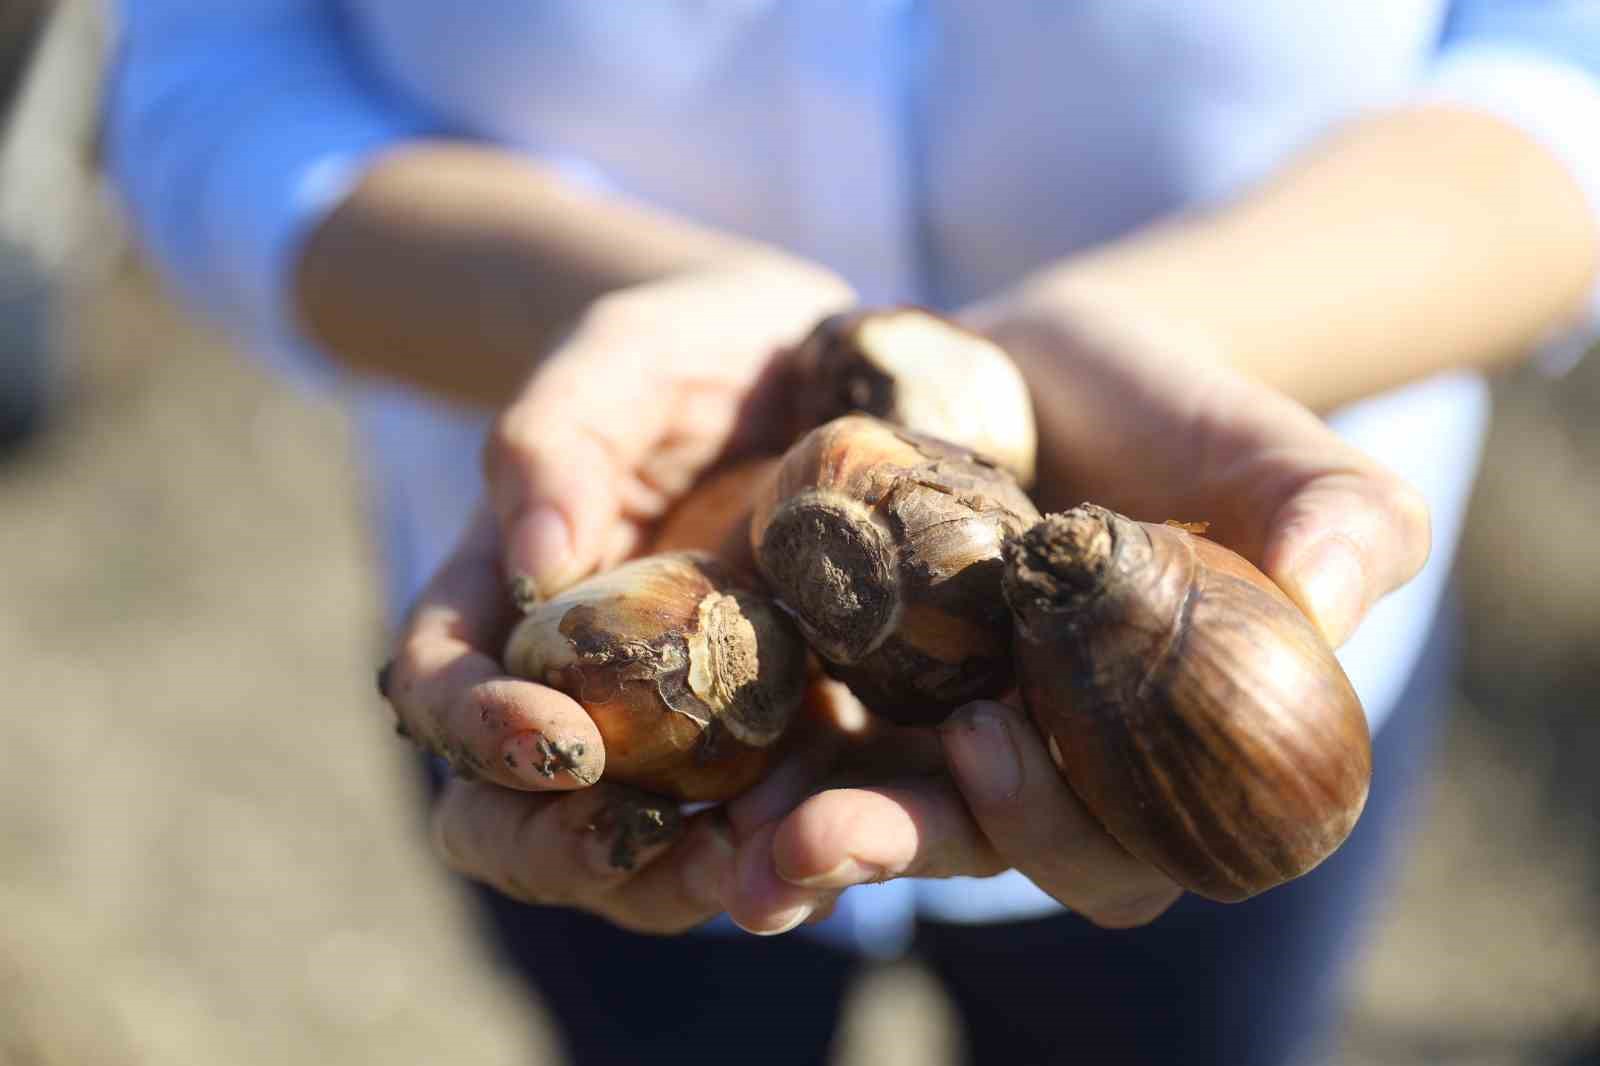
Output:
(3, 8), (1600, 1062)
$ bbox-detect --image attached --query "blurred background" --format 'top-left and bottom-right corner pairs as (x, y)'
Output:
(2, 4), (1597, 1064)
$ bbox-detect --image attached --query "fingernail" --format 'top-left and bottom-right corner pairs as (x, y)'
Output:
(1289, 537), (1366, 647)
(680, 820), (737, 911)
(782, 856), (885, 889)
(735, 903), (814, 937)
(509, 505), (575, 598)
(503, 731), (600, 788)
(942, 703), (1022, 804)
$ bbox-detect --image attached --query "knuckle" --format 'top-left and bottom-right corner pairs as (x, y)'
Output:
(499, 806), (573, 905)
(482, 408), (533, 480)
(573, 298), (653, 376)
(385, 644), (424, 704)
(375, 657), (416, 742)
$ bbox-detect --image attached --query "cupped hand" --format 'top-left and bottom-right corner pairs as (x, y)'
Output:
(379, 505), (726, 933)
(483, 256), (855, 601)
(726, 287), (1432, 932)
(978, 290), (1432, 651)
(377, 256), (853, 933)
(384, 509), (941, 934)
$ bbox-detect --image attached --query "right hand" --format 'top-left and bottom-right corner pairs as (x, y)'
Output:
(379, 255), (855, 933)
(384, 505), (947, 935)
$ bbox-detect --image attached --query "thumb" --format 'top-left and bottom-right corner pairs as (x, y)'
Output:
(1151, 365), (1436, 650)
(1258, 468), (1432, 648)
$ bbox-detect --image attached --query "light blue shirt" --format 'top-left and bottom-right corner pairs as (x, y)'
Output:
(105, 1), (1600, 955)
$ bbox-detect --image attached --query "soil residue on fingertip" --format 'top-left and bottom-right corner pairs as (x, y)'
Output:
(588, 792), (682, 871)
(535, 735), (596, 785)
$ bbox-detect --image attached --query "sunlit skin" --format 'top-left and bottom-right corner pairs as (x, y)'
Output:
(354, 105), (1596, 934)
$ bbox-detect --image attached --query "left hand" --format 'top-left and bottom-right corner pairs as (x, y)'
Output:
(718, 287), (1432, 933)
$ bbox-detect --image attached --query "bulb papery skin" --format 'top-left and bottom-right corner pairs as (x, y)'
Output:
(503, 552), (808, 802)
(789, 307), (1038, 487)
(1003, 506), (1372, 902)
(647, 458), (779, 574)
(752, 415), (1039, 725)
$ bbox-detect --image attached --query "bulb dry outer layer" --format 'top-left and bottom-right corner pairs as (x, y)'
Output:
(1002, 505), (1372, 902)
(503, 552), (808, 802)
(789, 307), (1038, 487)
(752, 414), (1039, 725)
(646, 457), (778, 575)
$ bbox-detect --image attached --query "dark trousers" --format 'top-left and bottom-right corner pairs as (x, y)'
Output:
(468, 614), (1452, 1066)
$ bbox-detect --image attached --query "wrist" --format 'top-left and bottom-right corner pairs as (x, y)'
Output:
(296, 140), (855, 407)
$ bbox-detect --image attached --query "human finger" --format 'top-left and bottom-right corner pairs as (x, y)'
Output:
(383, 506), (605, 789)
(770, 777), (1007, 890)
(726, 775), (1002, 936)
(1259, 466), (1432, 647)
(600, 808), (741, 935)
(939, 701), (1182, 928)
(431, 778), (684, 913)
(484, 344), (674, 602)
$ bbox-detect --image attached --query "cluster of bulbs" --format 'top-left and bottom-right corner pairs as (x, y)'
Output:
(502, 308), (1371, 903)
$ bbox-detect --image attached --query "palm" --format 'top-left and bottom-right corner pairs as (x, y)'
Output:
(486, 261), (853, 593)
(984, 304), (1429, 647)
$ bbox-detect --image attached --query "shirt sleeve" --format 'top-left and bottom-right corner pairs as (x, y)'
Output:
(103, 0), (439, 392)
(1420, 1), (1600, 374)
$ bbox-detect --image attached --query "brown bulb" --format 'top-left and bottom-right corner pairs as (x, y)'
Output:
(751, 414), (1039, 725)
(1002, 506), (1372, 902)
(503, 552), (808, 802)
(646, 458), (780, 575)
(789, 307), (1038, 487)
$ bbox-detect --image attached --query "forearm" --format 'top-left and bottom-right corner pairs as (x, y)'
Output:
(1009, 105), (1599, 412)
(294, 141), (799, 407)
